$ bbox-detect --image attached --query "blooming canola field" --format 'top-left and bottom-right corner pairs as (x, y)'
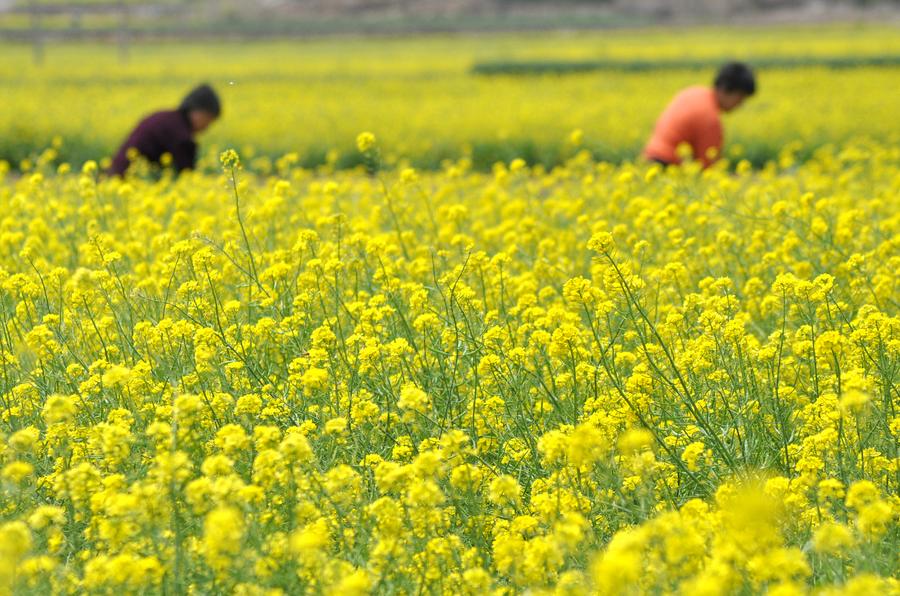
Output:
(2, 23), (900, 596)
(0, 133), (898, 594)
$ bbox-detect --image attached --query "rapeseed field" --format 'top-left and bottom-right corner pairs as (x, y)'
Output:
(0, 133), (897, 593)
(1, 23), (899, 596)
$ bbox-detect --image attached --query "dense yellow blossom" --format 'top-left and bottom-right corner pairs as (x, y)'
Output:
(1, 50), (900, 591)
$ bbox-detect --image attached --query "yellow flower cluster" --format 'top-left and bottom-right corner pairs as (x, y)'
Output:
(0, 137), (898, 594)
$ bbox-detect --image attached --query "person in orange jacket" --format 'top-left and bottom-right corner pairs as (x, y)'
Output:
(644, 62), (756, 168)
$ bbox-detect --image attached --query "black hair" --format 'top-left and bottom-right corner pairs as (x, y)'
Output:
(179, 84), (221, 117)
(714, 62), (756, 96)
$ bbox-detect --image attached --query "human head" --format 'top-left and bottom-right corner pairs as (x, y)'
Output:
(179, 84), (221, 133)
(713, 62), (756, 112)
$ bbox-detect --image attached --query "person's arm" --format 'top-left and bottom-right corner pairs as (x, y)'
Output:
(109, 149), (129, 176)
(171, 140), (198, 172)
(693, 117), (723, 168)
(109, 119), (147, 176)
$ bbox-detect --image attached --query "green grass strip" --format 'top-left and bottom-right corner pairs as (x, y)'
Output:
(471, 55), (900, 75)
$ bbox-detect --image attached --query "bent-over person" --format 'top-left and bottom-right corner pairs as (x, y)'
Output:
(644, 62), (756, 168)
(110, 84), (221, 176)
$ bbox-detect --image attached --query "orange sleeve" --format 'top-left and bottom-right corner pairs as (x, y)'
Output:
(692, 117), (723, 168)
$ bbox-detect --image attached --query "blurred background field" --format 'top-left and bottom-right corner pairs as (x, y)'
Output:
(1, 4), (899, 171)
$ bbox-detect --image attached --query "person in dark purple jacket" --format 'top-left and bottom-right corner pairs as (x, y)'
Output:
(109, 84), (221, 176)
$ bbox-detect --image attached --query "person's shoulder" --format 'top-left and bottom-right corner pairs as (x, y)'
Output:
(143, 109), (190, 126)
(676, 85), (712, 101)
(667, 86), (705, 109)
(146, 110), (192, 137)
(139, 109), (173, 123)
(681, 86), (719, 117)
